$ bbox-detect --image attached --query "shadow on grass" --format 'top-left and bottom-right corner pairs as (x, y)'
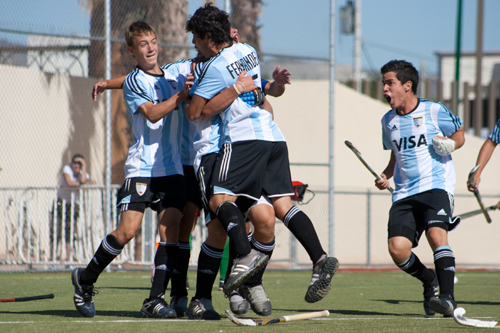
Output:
(0, 309), (143, 318)
(97, 286), (150, 291)
(374, 299), (500, 306)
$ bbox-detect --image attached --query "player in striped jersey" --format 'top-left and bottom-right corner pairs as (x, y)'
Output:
(186, 3), (339, 314)
(71, 21), (193, 319)
(92, 57), (203, 318)
(467, 118), (500, 209)
(375, 60), (465, 317)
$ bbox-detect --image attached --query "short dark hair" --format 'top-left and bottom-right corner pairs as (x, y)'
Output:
(381, 60), (419, 94)
(186, 3), (233, 47)
(125, 21), (156, 47)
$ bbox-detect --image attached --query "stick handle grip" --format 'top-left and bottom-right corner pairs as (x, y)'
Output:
(283, 310), (330, 322)
(0, 294), (54, 302)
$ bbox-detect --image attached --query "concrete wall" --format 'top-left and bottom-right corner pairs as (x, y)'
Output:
(0, 64), (104, 187)
(1, 63), (498, 267)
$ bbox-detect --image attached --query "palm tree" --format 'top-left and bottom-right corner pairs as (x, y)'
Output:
(230, 0), (262, 55)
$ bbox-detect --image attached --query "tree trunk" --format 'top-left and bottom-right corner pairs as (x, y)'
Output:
(230, 0), (262, 55)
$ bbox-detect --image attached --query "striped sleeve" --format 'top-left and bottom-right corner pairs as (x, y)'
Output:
(488, 118), (500, 144)
(436, 102), (463, 136)
(123, 69), (152, 114)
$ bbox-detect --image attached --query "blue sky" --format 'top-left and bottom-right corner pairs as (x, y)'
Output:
(1, 0), (498, 75)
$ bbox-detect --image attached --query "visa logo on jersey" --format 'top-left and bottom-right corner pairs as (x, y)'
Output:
(392, 134), (427, 151)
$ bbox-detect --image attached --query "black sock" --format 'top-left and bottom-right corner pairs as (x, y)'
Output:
(283, 207), (325, 263)
(434, 246), (455, 298)
(245, 237), (275, 287)
(149, 243), (178, 299)
(81, 234), (123, 285)
(396, 252), (435, 283)
(216, 201), (251, 257)
(171, 242), (190, 298)
(225, 232), (252, 282)
(194, 242), (223, 300)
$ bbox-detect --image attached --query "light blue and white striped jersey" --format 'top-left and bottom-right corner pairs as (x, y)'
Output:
(488, 118), (500, 144)
(381, 99), (463, 202)
(122, 66), (183, 178)
(162, 59), (197, 166)
(189, 61), (223, 172)
(193, 42), (285, 143)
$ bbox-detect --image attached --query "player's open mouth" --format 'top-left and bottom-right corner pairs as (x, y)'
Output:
(384, 95), (391, 104)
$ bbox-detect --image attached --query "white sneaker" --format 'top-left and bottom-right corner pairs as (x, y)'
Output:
(241, 284), (272, 316)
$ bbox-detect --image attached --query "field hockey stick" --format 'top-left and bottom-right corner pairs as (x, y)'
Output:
(0, 293), (54, 302)
(344, 140), (393, 193)
(225, 309), (329, 326)
(454, 307), (500, 328)
(455, 205), (498, 220)
(468, 165), (492, 223)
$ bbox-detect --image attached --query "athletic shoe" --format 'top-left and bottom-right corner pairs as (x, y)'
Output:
(241, 284), (272, 316)
(188, 298), (221, 320)
(422, 270), (439, 316)
(429, 295), (457, 317)
(305, 255), (339, 303)
(170, 295), (189, 318)
(229, 289), (249, 315)
(71, 268), (97, 318)
(140, 297), (177, 318)
(223, 249), (269, 295)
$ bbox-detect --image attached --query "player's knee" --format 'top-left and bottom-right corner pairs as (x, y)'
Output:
(388, 238), (412, 263)
(205, 219), (228, 248)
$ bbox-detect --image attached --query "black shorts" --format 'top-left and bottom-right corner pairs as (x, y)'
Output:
(388, 189), (454, 247)
(212, 140), (294, 201)
(184, 165), (202, 208)
(116, 175), (186, 213)
(197, 153), (218, 219)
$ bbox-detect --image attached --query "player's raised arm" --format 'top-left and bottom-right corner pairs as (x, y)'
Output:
(92, 75), (127, 101)
(265, 65), (291, 98)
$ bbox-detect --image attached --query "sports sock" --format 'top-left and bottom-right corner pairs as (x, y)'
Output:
(193, 242), (223, 300)
(396, 252), (435, 283)
(170, 242), (190, 298)
(219, 239), (230, 282)
(216, 201), (251, 257)
(149, 242), (178, 299)
(283, 206), (325, 263)
(245, 237), (275, 287)
(433, 246), (455, 298)
(224, 232), (252, 284)
(81, 234), (123, 285)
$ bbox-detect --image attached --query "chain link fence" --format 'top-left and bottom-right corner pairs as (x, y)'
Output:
(1, 1), (499, 273)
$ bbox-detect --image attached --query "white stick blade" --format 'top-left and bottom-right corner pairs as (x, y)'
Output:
(454, 307), (499, 328)
(225, 310), (257, 326)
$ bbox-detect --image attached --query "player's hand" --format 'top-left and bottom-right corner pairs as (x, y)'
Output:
(432, 136), (455, 156)
(92, 81), (108, 101)
(235, 71), (258, 93)
(375, 174), (390, 191)
(181, 73), (195, 99)
(466, 173), (480, 192)
(272, 65), (291, 86)
(495, 200), (500, 209)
